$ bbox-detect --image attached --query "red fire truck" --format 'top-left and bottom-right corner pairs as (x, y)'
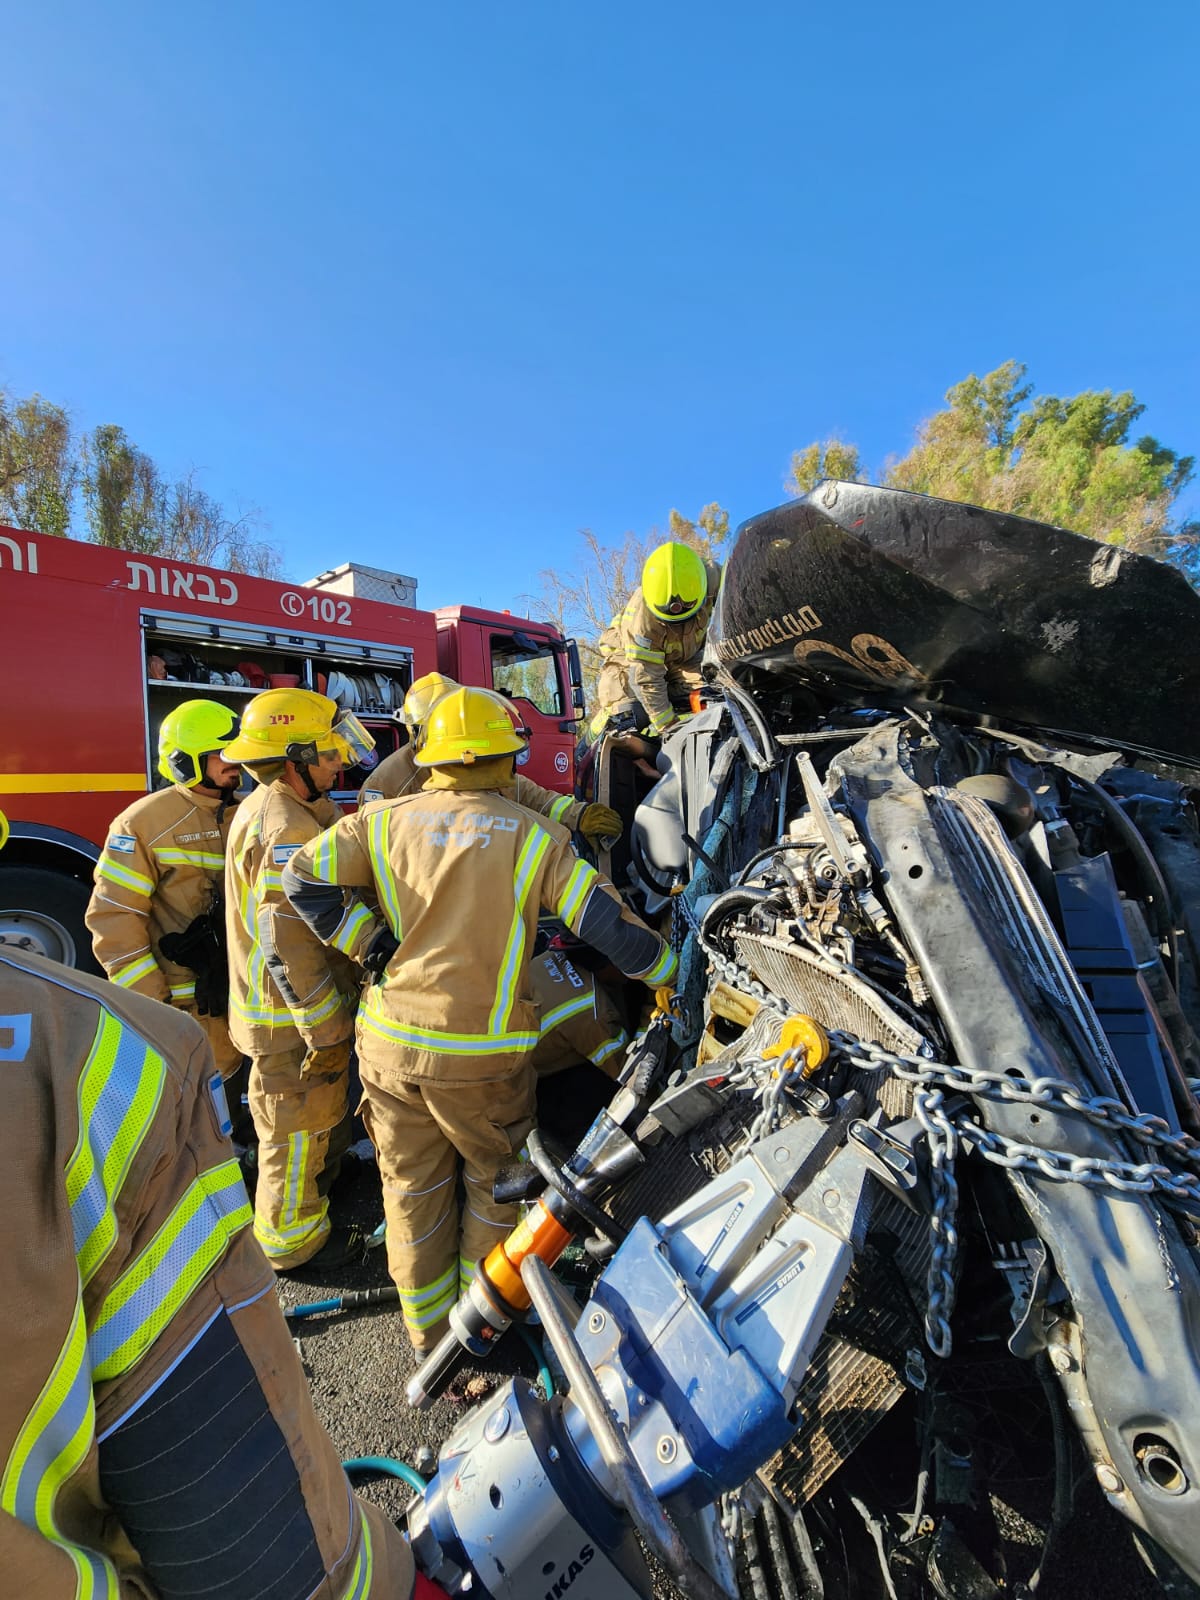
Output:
(0, 527), (583, 970)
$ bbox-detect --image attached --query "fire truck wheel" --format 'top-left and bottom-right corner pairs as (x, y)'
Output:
(0, 868), (103, 974)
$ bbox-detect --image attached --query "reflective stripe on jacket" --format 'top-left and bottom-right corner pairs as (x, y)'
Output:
(283, 788), (674, 1082)
(594, 569), (718, 733)
(224, 779), (357, 1056)
(85, 785), (235, 1006)
(360, 743), (585, 828)
(0, 945), (407, 1600)
(0, 947), (251, 1595)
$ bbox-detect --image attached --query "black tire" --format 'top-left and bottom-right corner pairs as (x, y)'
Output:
(0, 867), (103, 974)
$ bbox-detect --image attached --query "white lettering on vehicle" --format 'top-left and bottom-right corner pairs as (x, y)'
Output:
(126, 560), (239, 607)
(0, 536), (38, 575)
(280, 591), (353, 628)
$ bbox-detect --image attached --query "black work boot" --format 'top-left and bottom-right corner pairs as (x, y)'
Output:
(278, 1224), (369, 1276)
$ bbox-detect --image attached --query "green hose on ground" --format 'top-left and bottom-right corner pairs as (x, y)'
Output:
(342, 1456), (427, 1494)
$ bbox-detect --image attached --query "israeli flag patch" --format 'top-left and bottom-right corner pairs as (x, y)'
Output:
(272, 844), (301, 865)
(0, 1013), (32, 1063)
(207, 1072), (233, 1139)
(109, 834), (137, 854)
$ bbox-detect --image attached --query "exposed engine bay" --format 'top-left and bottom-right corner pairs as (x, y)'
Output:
(406, 485), (1200, 1599)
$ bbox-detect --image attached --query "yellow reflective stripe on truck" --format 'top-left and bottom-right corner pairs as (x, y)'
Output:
(0, 774), (145, 794)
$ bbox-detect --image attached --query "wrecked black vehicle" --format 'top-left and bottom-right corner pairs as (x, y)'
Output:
(595, 482), (1200, 1597)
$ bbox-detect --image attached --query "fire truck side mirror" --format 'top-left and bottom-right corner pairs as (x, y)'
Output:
(565, 639), (585, 710)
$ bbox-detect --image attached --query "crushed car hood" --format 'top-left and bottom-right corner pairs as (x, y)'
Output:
(710, 481), (1200, 766)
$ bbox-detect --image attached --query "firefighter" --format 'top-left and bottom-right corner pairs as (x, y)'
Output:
(85, 698), (244, 1085)
(361, 672), (623, 845)
(590, 540), (721, 738)
(529, 948), (629, 1079)
(221, 687), (377, 1272)
(281, 686), (677, 1357)
(0, 937), (415, 1596)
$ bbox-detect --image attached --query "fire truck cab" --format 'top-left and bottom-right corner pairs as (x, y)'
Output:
(0, 531), (582, 970)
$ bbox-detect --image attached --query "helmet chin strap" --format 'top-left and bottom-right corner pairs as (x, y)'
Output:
(215, 779), (240, 823)
(297, 763), (323, 803)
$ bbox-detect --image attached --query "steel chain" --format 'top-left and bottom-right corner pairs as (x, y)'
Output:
(912, 1086), (960, 1358)
(677, 895), (1200, 1357)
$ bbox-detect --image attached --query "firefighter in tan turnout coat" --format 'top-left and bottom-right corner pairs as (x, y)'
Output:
(86, 699), (244, 1081)
(591, 540), (720, 737)
(361, 671), (623, 844)
(222, 688), (379, 1272)
(283, 686), (676, 1355)
(0, 937), (414, 1598)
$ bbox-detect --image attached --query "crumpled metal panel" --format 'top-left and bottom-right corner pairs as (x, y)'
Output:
(710, 481), (1200, 766)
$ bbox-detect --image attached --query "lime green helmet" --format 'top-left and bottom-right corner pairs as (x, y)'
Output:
(158, 699), (242, 787)
(642, 541), (708, 622)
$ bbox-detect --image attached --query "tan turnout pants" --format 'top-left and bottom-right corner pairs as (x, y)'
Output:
(248, 1043), (352, 1269)
(359, 1058), (536, 1352)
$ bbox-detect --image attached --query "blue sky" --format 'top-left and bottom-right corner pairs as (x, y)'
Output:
(3, 1), (1197, 612)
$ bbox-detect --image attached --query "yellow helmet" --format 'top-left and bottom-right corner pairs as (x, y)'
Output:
(415, 686), (528, 767)
(157, 699), (242, 786)
(0, 808), (8, 852)
(402, 672), (460, 734)
(642, 541), (708, 622)
(221, 688), (375, 770)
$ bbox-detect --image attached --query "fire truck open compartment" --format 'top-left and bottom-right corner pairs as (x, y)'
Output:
(139, 609), (416, 792)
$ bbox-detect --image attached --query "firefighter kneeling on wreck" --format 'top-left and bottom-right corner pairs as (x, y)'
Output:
(281, 686), (677, 1358)
(589, 539), (720, 739)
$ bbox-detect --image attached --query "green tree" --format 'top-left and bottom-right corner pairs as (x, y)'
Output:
(787, 438), (865, 496)
(0, 389), (77, 538)
(81, 424), (164, 552)
(668, 500), (731, 559)
(82, 423), (280, 575)
(789, 362), (1197, 573)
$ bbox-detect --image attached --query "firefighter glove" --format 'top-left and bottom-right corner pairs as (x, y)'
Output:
(362, 926), (400, 980)
(159, 909), (229, 1018)
(579, 804), (623, 843)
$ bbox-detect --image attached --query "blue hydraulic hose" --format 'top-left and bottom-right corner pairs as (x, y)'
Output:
(284, 1286), (400, 1321)
(285, 1297), (341, 1319)
(518, 1323), (555, 1401)
(342, 1456), (427, 1494)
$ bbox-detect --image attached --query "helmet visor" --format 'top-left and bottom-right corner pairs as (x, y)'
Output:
(331, 712), (376, 768)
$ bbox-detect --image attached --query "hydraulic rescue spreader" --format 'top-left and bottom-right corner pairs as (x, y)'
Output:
(401, 998), (878, 1600)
